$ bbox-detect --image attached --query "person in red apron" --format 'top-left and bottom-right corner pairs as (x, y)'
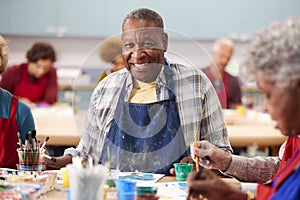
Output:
(0, 95), (19, 168)
(186, 17), (300, 200)
(203, 38), (242, 109)
(0, 42), (58, 106)
(0, 35), (35, 169)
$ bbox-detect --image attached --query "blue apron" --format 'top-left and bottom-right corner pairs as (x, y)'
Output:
(99, 72), (188, 174)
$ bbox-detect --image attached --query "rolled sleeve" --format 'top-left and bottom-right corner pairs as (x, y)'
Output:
(224, 155), (280, 183)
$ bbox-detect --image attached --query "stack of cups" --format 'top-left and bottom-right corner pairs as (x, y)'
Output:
(115, 179), (136, 200)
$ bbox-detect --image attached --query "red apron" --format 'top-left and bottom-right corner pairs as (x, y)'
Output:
(276, 136), (300, 175)
(257, 137), (300, 199)
(14, 63), (47, 103)
(205, 67), (229, 109)
(0, 96), (19, 169)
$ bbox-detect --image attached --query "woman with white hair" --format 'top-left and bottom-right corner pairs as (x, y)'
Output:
(187, 17), (300, 200)
(0, 35), (35, 169)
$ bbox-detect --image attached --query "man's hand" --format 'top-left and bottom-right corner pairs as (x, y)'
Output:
(169, 156), (195, 175)
(190, 140), (232, 171)
(43, 154), (72, 170)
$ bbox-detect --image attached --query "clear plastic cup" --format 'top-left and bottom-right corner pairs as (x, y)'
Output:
(17, 149), (43, 171)
(67, 164), (107, 200)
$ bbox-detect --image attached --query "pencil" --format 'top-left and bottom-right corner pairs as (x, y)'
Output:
(194, 126), (200, 172)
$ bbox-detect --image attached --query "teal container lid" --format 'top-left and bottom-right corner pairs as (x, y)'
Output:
(136, 186), (158, 195)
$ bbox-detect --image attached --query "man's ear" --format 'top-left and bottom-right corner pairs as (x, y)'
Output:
(163, 33), (168, 52)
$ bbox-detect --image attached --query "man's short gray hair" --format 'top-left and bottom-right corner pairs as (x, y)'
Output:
(122, 8), (164, 30)
(240, 16), (300, 87)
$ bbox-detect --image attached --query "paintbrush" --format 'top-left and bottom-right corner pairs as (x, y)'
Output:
(107, 146), (111, 172)
(194, 126), (200, 172)
(17, 132), (23, 150)
(40, 136), (50, 150)
(42, 154), (57, 163)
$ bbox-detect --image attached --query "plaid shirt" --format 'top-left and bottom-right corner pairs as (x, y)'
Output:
(65, 59), (232, 163)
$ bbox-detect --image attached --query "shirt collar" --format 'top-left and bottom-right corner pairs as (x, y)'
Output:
(125, 58), (170, 90)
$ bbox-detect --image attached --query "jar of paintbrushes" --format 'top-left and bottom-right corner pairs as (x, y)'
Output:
(17, 130), (43, 171)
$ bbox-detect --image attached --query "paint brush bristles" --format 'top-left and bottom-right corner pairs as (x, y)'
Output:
(17, 132), (23, 150)
(194, 126), (200, 172)
(40, 137), (50, 149)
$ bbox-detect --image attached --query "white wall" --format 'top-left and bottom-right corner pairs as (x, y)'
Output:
(3, 35), (248, 72)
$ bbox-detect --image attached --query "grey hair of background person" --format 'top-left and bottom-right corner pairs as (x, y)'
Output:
(99, 36), (123, 63)
(212, 38), (234, 52)
(122, 8), (164, 30)
(0, 35), (9, 74)
(240, 16), (300, 87)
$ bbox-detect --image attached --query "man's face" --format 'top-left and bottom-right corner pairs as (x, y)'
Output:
(212, 44), (233, 73)
(122, 19), (168, 83)
(255, 70), (300, 136)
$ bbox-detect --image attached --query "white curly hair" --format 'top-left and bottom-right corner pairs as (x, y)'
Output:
(240, 16), (300, 87)
(0, 35), (9, 74)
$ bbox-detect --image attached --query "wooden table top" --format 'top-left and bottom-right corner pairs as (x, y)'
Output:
(44, 175), (240, 200)
(33, 107), (286, 147)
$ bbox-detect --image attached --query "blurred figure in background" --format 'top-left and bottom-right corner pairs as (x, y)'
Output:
(0, 35), (35, 169)
(0, 42), (58, 106)
(203, 38), (241, 109)
(97, 36), (125, 83)
(187, 17), (300, 200)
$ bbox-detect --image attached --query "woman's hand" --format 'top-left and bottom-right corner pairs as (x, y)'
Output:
(186, 168), (247, 200)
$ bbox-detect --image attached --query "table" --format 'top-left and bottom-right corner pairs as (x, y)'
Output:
(32, 108), (286, 149)
(32, 106), (81, 146)
(227, 114), (286, 147)
(44, 176), (240, 200)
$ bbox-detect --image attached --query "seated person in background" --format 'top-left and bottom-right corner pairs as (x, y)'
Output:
(97, 36), (125, 83)
(46, 8), (232, 174)
(0, 42), (58, 106)
(203, 38), (241, 109)
(0, 35), (35, 169)
(187, 16), (300, 200)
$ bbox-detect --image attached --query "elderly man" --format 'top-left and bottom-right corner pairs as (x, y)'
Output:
(203, 38), (242, 109)
(48, 8), (232, 175)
